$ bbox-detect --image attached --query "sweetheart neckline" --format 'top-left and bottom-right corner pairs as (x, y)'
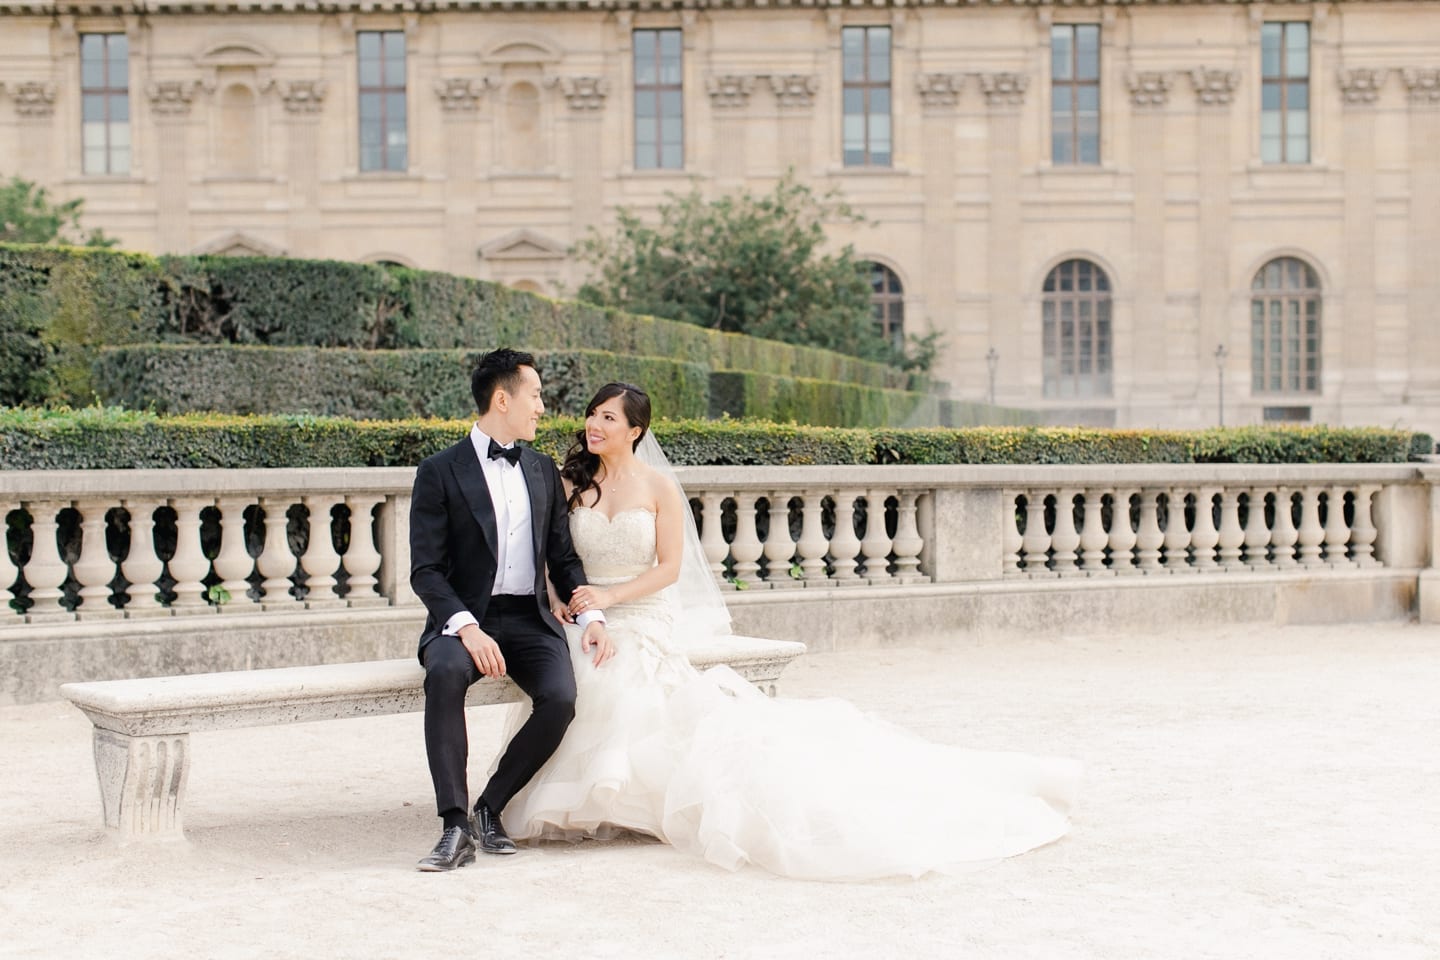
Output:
(571, 505), (656, 524)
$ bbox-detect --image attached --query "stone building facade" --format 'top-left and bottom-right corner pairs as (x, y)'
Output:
(1, 0), (1438, 431)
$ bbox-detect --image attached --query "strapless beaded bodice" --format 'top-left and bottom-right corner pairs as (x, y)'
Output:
(569, 507), (657, 581)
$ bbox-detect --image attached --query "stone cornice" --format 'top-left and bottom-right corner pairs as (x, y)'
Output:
(1, 0), (1432, 14)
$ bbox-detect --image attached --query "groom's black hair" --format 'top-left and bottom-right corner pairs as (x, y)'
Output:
(471, 348), (537, 414)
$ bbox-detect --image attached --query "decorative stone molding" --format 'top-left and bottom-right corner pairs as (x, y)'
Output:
(1189, 67), (1239, 106)
(1401, 68), (1440, 105)
(433, 77), (494, 112)
(1126, 71), (1172, 108)
(146, 79), (204, 116)
(978, 72), (1028, 108)
(194, 231), (286, 258)
(769, 74), (818, 109)
(8, 81), (56, 118)
(916, 73), (963, 108)
(478, 228), (568, 261)
(552, 75), (608, 111)
(1337, 68), (1387, 105)
(706, 74), (757, 109)
(268, 79), (326, 114)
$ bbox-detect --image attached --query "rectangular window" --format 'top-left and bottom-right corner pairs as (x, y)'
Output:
(842, 26), (891, 167)
(1261, 22), (1309, 164)
(1051, 24), (1100, 166)
(358, 30), (407, 173)
(80, 33), (130, 176)
(634, 29), (683, 170)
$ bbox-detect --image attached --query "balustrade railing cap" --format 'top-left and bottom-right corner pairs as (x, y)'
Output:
(672, 463), (1421, 488)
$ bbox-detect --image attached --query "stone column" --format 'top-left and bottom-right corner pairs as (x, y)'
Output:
(146, 79), (201, 253)
(1127, 70), (1172, 417)
(1338, 68), (1385, 419)
(1192, 68), (1235, 419)
(435, 76), (485, 277)
(917, 72), (961, 370)
(1403, 71), (1440, 406)
(275, 80), (327, 257)
(981, 72), (1027, 399)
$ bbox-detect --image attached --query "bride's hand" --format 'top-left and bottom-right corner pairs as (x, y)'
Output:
(568, 585), (614, 617)
(580, 621), (615, 667)
(550, 598), (575, 624)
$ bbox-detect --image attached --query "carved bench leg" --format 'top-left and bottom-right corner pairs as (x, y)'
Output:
(92, 729), (191, 842)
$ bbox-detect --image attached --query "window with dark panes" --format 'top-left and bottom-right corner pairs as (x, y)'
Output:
(81, 34), (130, 175)
(1261, 22), (1309, 164)
(842, 26), (891, 167)
(1051, 24), (1100, 166)
(634, 29), (683, 170)
(1042, 259), (1113, 399)
(1251, 257), (1321, 393)
(358, 31), (407, 173)
(867, 263), (904, 350)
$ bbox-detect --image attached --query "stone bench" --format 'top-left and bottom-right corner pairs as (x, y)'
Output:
(59, 634), (807, 843)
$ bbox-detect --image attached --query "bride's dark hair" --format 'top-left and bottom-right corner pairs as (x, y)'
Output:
(561, 381), (652, 510)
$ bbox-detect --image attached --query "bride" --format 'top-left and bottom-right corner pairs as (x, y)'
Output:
(494, 382), (1081, 880)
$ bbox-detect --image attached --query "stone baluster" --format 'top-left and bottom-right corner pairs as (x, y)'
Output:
(795, 493), (832, 585)
(1002, 491), (1024, 576)
(1134, 489), (1165, 573)
(73, 499), (120, 619)
(342, 494), (386, 604)
(300, 495), (343, 606)
(1189, 488), (1220, 570)
(212, 498), (258, 609)
(860, 490), (894, 583)
(1296, 486), (1326, 567)
(728, 495), (764, 588)
(699, 491), (730, 582)
(1350, 485), (1380, 567)
(1215, 489), (1245, 569)
(168, 498), (213, 610)
(24, 501), (71, 619)
(0, 502), (17, 618)
(1049, 490), (1081, 573)
(828, 491), (863, 582)
(1020, 491), (1053, 576)
(1241, 489), (1273, 568)
(1078, 488), (1111, 575)
(1270, 488), (1299, 567)
(121, 501), (166, 614)
(891, 490), (925, 582)
(1323, 487), (1354, 567)
(762, 492), (800, 588)
(1107, 489), (1139, 575)
(1161, 489), (1193, 572)
(256, 497), (301, 606)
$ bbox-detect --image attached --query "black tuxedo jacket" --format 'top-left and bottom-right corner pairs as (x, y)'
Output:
(408, 437), (588, 659)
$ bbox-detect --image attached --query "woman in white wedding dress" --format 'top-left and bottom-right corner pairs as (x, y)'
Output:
(495, 383), (1081, 881)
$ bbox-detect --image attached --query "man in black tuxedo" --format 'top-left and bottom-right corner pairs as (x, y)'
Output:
(410, 349), (613, 871)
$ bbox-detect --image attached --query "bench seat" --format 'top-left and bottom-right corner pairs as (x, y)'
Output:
(59, 634), (807, 842)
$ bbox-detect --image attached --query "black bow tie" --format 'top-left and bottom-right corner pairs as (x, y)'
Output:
(487, 439), (522, 465)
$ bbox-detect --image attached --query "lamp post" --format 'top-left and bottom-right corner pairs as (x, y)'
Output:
(985, 347), (999, 407)
(1214, 343), (1228, 427)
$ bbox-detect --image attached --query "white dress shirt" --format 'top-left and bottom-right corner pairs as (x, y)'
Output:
(443, 424), (603, 636)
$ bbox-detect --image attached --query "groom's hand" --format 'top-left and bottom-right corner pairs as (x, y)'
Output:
(581, 621), (615, 667)
(459, 623), (506, 678)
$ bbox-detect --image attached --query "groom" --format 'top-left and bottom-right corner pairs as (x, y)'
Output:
(409, 348), (613, 872)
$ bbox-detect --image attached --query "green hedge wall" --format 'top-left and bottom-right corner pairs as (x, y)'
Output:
(707, 371), (1027, 428)
(0, 407), (1426, 470)
(0, 243), (916, 406)
(92, 344), (711, 420)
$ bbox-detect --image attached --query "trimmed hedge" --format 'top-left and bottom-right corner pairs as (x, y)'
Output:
(708, 371), (1036, 428)
(0, 407), (1427, 470)
(92, 344), (711, 420)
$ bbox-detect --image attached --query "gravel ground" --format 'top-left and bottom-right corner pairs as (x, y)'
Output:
(1, 621), (1436, 960)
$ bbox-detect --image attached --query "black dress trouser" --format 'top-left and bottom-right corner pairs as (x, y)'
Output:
(422, 595), (578, 818)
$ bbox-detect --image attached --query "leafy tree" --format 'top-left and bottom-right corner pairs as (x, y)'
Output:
(574, 174), (931, 369)
(0, 175), (116, 248)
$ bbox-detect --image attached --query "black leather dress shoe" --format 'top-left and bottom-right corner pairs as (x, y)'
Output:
(416, 825), (476, 872)
(471, 803), (518, 855)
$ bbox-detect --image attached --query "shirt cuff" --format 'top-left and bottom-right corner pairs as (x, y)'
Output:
(575, 609), (606, 628)
(443, 610), (478, 636)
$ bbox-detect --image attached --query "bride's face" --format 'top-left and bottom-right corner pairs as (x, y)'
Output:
(585, 396), (641, 456)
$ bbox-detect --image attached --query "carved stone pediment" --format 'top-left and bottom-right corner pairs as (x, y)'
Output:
(194, 231), (286, 258)
(1126, 71), (1172, 108)
(196, 38), (275, 69)
(916, 73), (963, 108)
(481, 33), (562, 66)
(1189, 67), (1239, 106)
(478, 229), (567, 261)
(978, 72), (1028, 108)
(707, 74), (757, 109)
(769, 74), (818, 109)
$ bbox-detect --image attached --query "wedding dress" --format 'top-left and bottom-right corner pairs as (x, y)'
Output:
(496, 505), (1081, 881)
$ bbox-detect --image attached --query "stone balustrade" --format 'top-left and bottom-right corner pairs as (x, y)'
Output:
(0, 464), (1434, 625)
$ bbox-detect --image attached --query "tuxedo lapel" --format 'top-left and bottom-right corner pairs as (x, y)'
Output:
(521, 450), (548, 565)
(451, 445), (499, 563)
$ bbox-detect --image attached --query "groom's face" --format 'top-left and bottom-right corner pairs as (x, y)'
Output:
(498, 364), (545, 443)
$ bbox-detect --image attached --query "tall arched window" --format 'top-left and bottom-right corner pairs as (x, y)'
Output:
(1042, 259), (1112, 398)
(1251, 257), (1321, 393)
(866, 262), (904, 350)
